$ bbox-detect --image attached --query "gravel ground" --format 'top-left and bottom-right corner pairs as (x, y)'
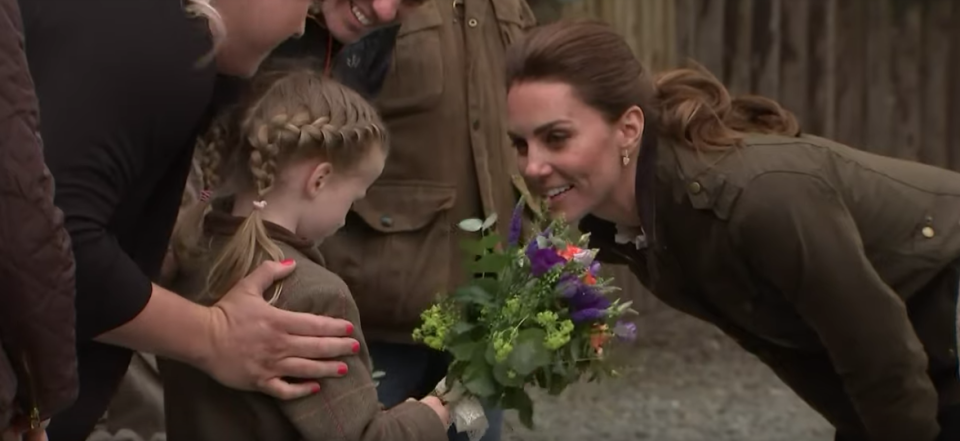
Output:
(500, 306), (834, 441)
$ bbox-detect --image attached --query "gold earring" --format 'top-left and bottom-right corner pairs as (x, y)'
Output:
(621, 150), (631, 166)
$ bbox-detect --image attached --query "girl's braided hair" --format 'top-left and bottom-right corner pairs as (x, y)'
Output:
(173, 60), (388, 300)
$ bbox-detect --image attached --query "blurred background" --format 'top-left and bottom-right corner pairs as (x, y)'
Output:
(504, 1), (960, 440)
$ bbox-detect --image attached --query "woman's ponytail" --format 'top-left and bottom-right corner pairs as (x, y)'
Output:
(654, 62), (800, 151)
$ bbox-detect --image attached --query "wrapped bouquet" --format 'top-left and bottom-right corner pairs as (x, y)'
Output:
(412, 198), (638, 440)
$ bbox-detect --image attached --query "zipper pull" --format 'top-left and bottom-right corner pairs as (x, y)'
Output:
(28, 405), (40, 430)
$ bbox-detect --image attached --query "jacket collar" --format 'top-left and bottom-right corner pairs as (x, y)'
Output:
(203, 210), (326, 266)
(267, 20), (399, 100)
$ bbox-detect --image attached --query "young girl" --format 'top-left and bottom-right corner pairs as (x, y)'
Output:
(160, 64), (450, 441)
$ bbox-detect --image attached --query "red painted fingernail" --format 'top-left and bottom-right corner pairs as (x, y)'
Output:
(352, 342), (360, 354)
(281, 258), (295, 266)
(345, 323), (354, 335)
(311, 384), (321, 394)
(338, 364), (348, 375)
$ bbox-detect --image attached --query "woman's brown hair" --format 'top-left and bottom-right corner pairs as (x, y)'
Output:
(173, 61), (387, 300)
(504, 19), (799, 152)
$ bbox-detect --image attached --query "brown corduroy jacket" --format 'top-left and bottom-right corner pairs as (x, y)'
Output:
(320, 0), (539, 344)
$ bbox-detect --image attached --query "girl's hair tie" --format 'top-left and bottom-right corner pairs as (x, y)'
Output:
(252, 200), (267, 210)
(199, 189), (213, 203)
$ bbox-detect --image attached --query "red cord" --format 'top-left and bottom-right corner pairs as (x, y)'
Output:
(324, 34), (333, 77)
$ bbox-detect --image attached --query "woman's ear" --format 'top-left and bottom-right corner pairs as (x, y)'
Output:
(305, 162), (334, 199)
(618, 105), (645, 153)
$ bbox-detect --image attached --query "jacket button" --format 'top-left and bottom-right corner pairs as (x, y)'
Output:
(468, 18), (478, 27)
(688, 181), (702, 194)
(921, 226), (935, 238)
(380, 215), (394, 228)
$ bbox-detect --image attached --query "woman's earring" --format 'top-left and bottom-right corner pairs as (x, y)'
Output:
(621, 150), (631, 166)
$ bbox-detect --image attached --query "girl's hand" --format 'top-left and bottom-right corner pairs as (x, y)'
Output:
(418, 396), (451, 428)
(201, 259), (361, 400)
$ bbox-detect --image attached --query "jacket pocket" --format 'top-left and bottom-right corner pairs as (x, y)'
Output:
(491, 0), (537, 47)
(321, 181), (457, 332)
(375, 1), (444, 116)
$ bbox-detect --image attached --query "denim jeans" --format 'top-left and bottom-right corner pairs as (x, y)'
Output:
(368, 342), (503, 441)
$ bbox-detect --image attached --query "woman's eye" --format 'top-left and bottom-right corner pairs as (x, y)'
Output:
(545, 131), (568, 145)
(511, 138), (529, 155)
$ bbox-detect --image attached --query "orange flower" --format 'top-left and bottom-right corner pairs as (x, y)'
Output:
(582, 272), (597, 286)
(559, 245), (582, 261)
(590, 324), (610, 355)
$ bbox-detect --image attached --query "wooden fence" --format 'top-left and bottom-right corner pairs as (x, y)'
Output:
(527, 0), (960, 314)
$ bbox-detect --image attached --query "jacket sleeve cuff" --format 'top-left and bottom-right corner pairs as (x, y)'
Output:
(383, 401), (449, 441)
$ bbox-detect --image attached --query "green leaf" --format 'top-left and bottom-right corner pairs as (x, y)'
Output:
(463, 362), (497, 398)
(451, 285), (493, 307)
(478, 233), (502, 251)
(508, 328), (552, 375)
(485, 342), (498, 365)
(472, 277), (501, 296)
(467, 253), (512, 275)
(450, 322), (478, 337)
(502, 387), (535, 429)
(481, 213), (498, 230)
(448, 360), (469, 382)
(458, 218), (484, 232)
(448, 340), (484, 362)
(459, 238), (487, 257)
(492, 363), (527, 387)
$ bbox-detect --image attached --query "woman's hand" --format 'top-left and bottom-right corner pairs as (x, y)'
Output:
(201, 259), (361, 400)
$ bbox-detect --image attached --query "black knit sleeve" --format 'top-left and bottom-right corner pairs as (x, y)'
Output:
(22, 0), (217, 339)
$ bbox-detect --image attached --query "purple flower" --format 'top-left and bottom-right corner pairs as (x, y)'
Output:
(559, 277), (611, 323)
(589, 261), (601, 276)
(613, 321), (638, 341)
(507, 199), (525, 247)
(526, 240), (565, 277)
(571, 307), (607, 323)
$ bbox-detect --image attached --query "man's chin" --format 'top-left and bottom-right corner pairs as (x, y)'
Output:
(324, 20), (365, 44)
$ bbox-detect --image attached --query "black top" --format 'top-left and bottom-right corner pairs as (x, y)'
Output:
(21, 0), (399, 437)
(22, 0), (220, 341)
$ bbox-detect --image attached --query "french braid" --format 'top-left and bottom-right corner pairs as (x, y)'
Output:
(191, 65), (387, 300)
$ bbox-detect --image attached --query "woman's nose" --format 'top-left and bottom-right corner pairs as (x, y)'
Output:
(371, 0), (401, 23)
(522, 155), (552, 180)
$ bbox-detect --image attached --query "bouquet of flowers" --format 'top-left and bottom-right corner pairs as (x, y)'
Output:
(412, 198), (638, 439)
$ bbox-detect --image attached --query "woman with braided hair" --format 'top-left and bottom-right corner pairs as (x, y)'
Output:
(161, 65), (450, 441)
(16, 0), (426, 438)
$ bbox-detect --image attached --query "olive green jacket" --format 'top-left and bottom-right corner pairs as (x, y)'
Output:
(582, 133), (960, 441)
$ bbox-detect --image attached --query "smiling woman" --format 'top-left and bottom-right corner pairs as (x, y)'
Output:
(505, 19), (960, 441)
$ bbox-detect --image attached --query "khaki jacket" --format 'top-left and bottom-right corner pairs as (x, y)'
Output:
(320, 0), (538, 343)
(582, 133), (960, 441)
(159, 212), (447, 441)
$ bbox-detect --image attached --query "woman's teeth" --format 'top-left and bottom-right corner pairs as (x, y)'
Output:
(546, 185), (573, 198)
(351, 3), (373, 26)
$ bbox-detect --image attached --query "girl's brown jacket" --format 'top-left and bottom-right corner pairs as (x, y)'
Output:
(159, 211), (447, 441)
